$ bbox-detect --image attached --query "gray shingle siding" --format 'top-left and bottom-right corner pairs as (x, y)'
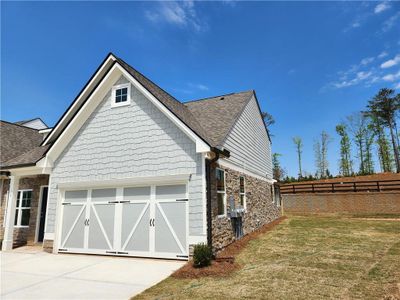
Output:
(222, 95), (273, 178)
(46, 76), (204, 236)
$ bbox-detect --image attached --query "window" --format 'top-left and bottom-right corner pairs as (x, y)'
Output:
(14, 190), (32, 227)
(111, 83), (131, 107)
(239, 176), (246, 208)
(216, 169), (226, 216)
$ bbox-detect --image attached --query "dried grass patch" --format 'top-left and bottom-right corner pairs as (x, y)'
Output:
(172, 216), (287, 279)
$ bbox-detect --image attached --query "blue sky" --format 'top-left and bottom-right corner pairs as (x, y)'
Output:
(1, 1), (400, 177)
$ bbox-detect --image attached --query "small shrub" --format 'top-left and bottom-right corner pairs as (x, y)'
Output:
(193, 243), (213, 268)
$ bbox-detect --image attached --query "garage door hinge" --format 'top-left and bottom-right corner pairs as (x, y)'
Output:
(62, 203), (71, 205)
(117, 251), (128, 255)
(176, 198), (188, 202)
(176, 255), (189, 258)
(59, 248), (68, 252)
(106, 251), (117, 254)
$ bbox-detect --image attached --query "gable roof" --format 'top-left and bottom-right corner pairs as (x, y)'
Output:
(0, 120), (44, 166)
(184, 91), (254, 147)
(108, 56), (215, 146)
(3, 53), (271, 169)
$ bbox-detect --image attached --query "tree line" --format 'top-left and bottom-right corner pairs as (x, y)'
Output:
(269, 88), (400, 183)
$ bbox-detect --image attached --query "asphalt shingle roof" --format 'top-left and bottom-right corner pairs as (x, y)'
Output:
(0, 121), (44, 167)
(1, 145), (50, 169)
(184, 91), (254, 147)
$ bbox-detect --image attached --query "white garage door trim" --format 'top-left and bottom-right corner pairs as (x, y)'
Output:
(57, 183), (189, 260)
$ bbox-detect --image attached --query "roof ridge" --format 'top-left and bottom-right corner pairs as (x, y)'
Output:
(114, 56), (182, 104)
(0, 120), (41, 131)
(184, 90), (254, 104)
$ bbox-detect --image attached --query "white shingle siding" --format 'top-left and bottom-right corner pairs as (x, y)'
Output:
(222, 96), (273, 178)
(46, 76), (204, 236)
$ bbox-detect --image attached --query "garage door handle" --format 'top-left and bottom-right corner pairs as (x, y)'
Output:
(149, 218), (155, 227)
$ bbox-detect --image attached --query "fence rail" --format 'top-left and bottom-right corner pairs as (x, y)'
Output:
(280, 179), (400, 194)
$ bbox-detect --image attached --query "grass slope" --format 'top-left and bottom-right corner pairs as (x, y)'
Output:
(134, 216), (400, 300)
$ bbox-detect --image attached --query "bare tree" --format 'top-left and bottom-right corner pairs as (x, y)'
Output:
(314, 131), (331, 178)
(292, 137), (303, 178)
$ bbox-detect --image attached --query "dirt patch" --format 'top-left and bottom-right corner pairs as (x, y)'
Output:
(172, 216), (287, 279)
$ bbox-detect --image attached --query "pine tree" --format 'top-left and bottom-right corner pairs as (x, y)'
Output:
(367, 89), (400, 173)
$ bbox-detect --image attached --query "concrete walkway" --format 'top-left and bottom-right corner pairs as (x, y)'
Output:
(1, 247), (184, 300)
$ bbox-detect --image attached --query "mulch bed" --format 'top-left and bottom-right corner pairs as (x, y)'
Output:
(172, 216), (287, 279)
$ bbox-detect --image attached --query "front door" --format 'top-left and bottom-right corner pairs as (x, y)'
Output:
(38, 186), (48, 242)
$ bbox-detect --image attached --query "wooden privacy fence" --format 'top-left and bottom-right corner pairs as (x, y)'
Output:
(280, 179), (400, 194)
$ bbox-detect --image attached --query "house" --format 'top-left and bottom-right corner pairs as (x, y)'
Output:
(0, 53), (280, 259)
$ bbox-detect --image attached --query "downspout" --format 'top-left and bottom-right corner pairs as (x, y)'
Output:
(206, 152), (219, 248)
(205, 147), (230, 249)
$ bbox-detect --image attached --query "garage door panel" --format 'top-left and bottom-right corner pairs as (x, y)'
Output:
(155, 205), (182, 254)
(88, 204), (115, 250)
(123, 204), (150, 252)
(124, 187), (151, 200)
(62, 205), (86, 249)
(155, 185), (186, 200)
(91, 188), (116, 202)
(65, 190), (87, 203)
(159, 202), (186, 251)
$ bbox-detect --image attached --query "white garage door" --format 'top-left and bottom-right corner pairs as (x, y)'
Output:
(58, 184), (188, 259)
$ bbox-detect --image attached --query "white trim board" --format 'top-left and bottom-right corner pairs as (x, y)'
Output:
(56, 174), (191, 190)
(218, 158), (276, 183)
(43, 54), (117, 145)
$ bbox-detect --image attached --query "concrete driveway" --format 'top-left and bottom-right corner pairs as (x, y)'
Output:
(1, 247), (184, 300)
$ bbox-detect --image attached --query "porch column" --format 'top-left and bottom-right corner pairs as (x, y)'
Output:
(2, 175), (20, 251)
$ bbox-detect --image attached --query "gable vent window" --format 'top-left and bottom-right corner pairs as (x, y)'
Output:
(111, 83), (131, 107)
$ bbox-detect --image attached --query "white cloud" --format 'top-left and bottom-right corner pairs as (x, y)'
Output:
(145, 1), (205, 32)
(374, 2), (390, 14)
(333, 71), (373, 88)
(382, 71), (400, 82)
(361, 57), (375, 65)
(188, 83), (209, 91)
(382, 11), (400, 32)
(378, 51), (388, 58)
(395, 82), (400, 89)
(381, 54), (400, 68)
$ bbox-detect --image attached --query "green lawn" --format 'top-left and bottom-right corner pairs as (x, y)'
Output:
(134, 215), (400, 300)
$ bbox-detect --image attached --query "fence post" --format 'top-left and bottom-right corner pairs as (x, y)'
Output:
(312, 184), (315, 193)
(292, 185), (295, 194)
(332, 183), (335, 193)
(377, 181), (380, 192)
(353, 182), (357, 192)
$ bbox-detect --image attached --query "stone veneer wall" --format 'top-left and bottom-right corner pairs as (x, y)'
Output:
(210, 163), (281, 251)
(0, 175), (49, 247)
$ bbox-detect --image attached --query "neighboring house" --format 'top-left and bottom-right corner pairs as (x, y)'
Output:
(14, 118), (48, 130)
(0, 53), (280, 259)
